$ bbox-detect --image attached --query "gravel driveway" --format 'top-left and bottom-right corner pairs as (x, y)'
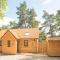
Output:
(0, 53), (60, 60)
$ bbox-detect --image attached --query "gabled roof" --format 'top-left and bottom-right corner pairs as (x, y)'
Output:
(0, 28), (39, 39)
(0, 30), (7, 38)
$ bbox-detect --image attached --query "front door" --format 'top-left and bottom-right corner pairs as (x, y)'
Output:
(17, 40), (19, 53)
(0, 41), (2, 53)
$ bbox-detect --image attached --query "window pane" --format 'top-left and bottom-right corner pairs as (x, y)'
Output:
(25, 32), (29, 36)
(7, 41), (10, 47)
(24, 40), (28, 47)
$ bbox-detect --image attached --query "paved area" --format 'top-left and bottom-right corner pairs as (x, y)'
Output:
(0, 53), (60, 60)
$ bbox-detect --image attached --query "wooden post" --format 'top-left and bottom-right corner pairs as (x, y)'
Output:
(37, 39), (38, 53)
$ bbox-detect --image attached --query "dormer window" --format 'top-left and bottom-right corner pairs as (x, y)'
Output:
(25, 32), (29, 36)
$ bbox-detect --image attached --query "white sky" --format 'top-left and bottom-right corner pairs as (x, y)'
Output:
(0, 17), (14, 27)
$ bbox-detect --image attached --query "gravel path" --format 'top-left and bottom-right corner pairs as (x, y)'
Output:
(0, 53), (60, 60)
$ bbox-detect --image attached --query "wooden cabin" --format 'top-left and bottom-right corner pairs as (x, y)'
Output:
(0, 28), (39, 54)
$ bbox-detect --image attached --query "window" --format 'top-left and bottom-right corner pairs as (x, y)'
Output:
(24, 40), (28, 47)
(24, 32), (30, 38)
(25, 32), (29, 36)
(7, 41), (11, 47)
(0, 41), (2, 46)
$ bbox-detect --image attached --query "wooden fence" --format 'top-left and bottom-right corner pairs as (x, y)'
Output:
(38, 41), (47, 54)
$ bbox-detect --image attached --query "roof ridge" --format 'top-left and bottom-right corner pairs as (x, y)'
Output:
(0, 28), (39, 39)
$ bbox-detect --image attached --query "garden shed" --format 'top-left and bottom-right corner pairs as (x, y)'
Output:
(47, 37), (60, 56)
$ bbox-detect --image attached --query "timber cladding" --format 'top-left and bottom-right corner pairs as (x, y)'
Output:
(38, 41), (47, 53)
(1, 28), (60, 56)
(1, 30), (17, 54)
(0, 28), (39, 54)
(18, 38), (37, 53)
(47, 37), (60, 56)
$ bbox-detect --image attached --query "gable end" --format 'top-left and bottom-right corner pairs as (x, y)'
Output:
(1, 30), (17, 40)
